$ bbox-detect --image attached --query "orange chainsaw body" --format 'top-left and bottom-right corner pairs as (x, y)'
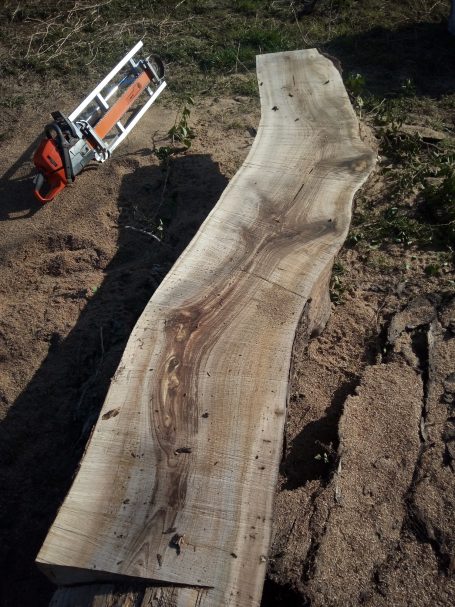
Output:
(32, 42), (166, 203)
(33, 138), (68, 203)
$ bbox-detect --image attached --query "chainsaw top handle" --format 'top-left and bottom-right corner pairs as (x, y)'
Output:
(45, 121), (75, 183)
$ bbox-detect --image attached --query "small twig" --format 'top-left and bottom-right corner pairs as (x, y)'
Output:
(290, 1), (311, 46)
(368, 97), (386, 116)
(235, 57), (253, 74)
(85, 45), (99, 66)
(235, 41), (241, 74)
(124, 225), (162, 243)
(375, 299), (388, 329)
(99, 325), (104, 357)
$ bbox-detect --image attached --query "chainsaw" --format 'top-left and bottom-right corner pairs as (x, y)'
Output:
(33, 41), (166, 203)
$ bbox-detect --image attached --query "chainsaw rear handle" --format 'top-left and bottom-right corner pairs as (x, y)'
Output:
(33, 122), (74, 203)
(33, 169), (67, 203)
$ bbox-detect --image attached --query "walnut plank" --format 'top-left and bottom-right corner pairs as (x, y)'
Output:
(38, 49), (375, 607)
(50, 584), (204, 607)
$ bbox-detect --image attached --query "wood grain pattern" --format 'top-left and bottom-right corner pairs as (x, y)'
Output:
(50, 584), (205, 607)
(38, 49), (375, 607)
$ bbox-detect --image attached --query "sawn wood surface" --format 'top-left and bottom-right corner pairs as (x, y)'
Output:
(38, 49), (376, 607)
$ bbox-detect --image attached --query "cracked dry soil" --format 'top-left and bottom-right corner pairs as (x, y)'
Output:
(272, 293), (455, 606)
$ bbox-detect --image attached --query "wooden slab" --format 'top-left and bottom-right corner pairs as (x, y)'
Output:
(50, 584), (204, 607)
(38, 49), (375, 606)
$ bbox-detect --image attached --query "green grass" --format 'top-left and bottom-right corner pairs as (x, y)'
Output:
(0, 0), (453, 271)
(1, 0), (451, 94)
(0, 94), (25, 109)
(349, 136), (455, 252)
(342, 57), (455, 256)
(330, 261), (346, 304)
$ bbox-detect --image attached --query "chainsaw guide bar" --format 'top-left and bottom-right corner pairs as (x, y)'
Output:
(33, 41), (166, 203)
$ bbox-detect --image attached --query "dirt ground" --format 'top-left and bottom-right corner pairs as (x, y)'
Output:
(0, 78), (454, 607)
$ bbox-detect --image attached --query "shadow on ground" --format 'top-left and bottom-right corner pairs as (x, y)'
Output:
(261, 578), (306, 606)
(0, 135), (44, 220)
(282, 374), (359, 490)
(325, 20), (455, 98)
(0, 153), (227, 607)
